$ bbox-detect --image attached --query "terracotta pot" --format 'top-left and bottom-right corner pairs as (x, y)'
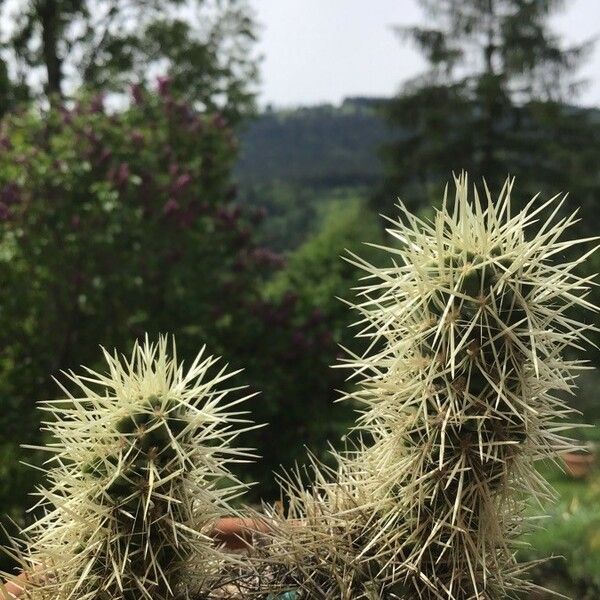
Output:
(0, 517), (272, 598)
(562, 448), (595, 478)
(1, 570), (29, 599)
(210, 516), (272, 550)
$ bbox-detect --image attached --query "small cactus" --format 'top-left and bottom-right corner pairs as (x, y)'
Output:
(264, 175), (597, 599)
(5, 336), (255, 600)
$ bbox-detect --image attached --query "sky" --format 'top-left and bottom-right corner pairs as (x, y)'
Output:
(251, 0), (600, 109)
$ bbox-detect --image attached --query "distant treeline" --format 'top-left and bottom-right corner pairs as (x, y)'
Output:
(235, 97), (393, 189)
(235, 98), (600, 199)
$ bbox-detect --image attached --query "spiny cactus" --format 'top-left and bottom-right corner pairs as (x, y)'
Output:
(263, 174), (597, 599)
(4, 336), (256, 600)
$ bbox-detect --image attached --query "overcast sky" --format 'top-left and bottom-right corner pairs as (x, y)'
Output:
(251, 0), (600, 109)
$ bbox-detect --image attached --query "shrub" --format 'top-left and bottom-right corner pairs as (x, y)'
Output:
(0, 85), (277, 526)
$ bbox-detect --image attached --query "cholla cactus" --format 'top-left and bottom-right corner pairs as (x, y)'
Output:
(264, 174), (597, 599)
(5, 336), (255, 600)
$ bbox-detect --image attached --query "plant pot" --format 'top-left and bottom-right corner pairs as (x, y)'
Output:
(210, 516), (271, 550)
(562, 448), (595, 478)
(1, 570), (28, 599)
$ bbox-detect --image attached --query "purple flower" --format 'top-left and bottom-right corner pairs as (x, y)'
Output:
(215, 206), (238, 228)
(89, 93), (105, 114)
(98, 148), (112, 164)
(0, 202), (9, 221)
(61, 109), (73, 125)
(178, 206), (198, 229)
(157, 75), (172, 97)
(172, 173), (192, 195)
(185, 114), (202, 134)
(109, 162), (130, 187)
(0, 183), (21, 206)
(116, 162), (130, 185)
(212, 113), (227, 129)
(130, 84), (144, 105)
(83, 127), (99, 145)
(163, 198), (180, 216)
(308, 308), (324, 325)
(130, 130), (145, 146)
(251, 247), (285, 268)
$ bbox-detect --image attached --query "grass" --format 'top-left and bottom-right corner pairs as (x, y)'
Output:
(519, 459), (600, 598)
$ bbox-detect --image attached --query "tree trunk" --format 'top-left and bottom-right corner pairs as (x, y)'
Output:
(481, 0), (497, 178)
(38, 0), (63, 101)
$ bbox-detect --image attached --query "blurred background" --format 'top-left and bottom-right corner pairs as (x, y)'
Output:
(0, 0), (598, 596)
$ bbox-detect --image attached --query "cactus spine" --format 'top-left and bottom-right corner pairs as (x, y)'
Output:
(263, 175), (597, 599)
(8, 336), (255, 600)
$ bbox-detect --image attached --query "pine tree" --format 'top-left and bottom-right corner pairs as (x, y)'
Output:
(379, 0), (596, 213)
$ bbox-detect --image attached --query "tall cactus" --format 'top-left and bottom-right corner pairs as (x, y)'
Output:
(5, 336), (255, 600)
(263, 175), (597, 599)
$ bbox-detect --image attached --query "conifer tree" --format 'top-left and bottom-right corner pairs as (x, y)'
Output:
(379, 0), (596, 212)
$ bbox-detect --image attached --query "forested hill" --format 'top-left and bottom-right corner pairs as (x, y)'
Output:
(235, 97), (392, 189)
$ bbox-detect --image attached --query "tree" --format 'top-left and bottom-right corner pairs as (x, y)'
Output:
(379, 0), (596, 212)
(379, 0), (600, 408)
(0, 56), (29, 117)
(0, 0), (258, 120)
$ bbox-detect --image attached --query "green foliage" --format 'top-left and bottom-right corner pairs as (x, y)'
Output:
(0, 85), (361, 545)
(265, 196), (383, 314)
(0, 87), (272, 527)
(0, 0), (258, 120)
(239, 182), (320, 252)
(520, 465), (600, 598)
(526, 507), (600, 596)
(236, 99), (391, 190)
(249, 197), (384, 480)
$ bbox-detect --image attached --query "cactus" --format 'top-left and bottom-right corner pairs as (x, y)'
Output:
(5, 336), (255, 600)
(262, 174), (597, 599)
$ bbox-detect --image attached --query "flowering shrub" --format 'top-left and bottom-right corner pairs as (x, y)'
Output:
(0, 84), (287, 527)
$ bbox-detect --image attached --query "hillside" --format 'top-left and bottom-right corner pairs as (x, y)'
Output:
(235, 97), (391, 189)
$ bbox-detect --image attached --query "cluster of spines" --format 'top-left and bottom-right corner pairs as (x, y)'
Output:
(259, 175), (596, 599)
(6, 336), (255, 600)
(2, 176), (597, 600)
